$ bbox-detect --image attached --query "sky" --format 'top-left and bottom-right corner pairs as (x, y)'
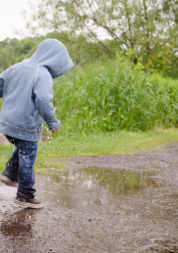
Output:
(0, 0), (37, 41)
(0, 0), (109, 42)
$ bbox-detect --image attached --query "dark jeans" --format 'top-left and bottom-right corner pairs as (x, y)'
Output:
(2, 135), (38, 198)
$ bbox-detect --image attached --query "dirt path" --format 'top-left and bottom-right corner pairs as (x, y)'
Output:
(0, 142), (178, 252)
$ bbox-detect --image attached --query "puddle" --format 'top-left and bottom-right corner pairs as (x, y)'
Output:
(0, 167), (177, 252)
(36, 167), (158, 210)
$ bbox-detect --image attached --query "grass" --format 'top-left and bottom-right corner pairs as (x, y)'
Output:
(51, 59), (178, 135)
(1, 128), (178, 174)
(38, 128), (178, 157)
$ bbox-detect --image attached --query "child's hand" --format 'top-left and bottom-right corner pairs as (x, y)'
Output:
(51, 125), (61, 134)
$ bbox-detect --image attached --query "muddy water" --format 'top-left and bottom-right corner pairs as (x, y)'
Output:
(0, 166), (178, 252)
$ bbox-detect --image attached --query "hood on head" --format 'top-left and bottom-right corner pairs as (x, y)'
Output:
(29, 38), (73, 78)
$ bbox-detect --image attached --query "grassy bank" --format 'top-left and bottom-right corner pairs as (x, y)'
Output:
(0, 128), (178, 174)
(52, 59), (178, 134)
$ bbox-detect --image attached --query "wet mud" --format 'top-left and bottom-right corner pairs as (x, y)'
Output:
(0, 143), (178, 252)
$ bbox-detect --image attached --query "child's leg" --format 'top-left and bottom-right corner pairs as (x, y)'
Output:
(2, 147), (19, 182)
(16, 140), (38, 199)
(0, 136), (19, 187)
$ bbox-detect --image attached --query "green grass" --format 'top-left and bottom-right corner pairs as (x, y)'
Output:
(39, 128), (178, 157)
(51, 59), (178, 135)
(1, 128), (178, 174)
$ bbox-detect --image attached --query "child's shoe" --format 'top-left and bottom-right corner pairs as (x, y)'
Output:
(15, 194), (44, 209)
(0, 174), (18, 187)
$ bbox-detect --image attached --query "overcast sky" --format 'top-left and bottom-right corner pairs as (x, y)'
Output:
(1, 0), (109, 42)
(0, 0), (37, 41)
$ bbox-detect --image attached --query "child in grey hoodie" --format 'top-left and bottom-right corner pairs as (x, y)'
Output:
(0, 39), (73, 208)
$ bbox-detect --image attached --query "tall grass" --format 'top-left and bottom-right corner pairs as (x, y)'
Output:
(51, 59), (178, 135)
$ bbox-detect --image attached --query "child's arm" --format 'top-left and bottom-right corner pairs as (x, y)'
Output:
(0, 68), (11, 98)
(34, 69), (61, 132)
(0, 69), (8, 98)
(0, 78), (3, 98)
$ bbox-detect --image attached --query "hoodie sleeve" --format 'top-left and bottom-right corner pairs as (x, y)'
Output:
(0, 70), (7, 98)
(0, 78), (3, 98)
(0, 68), (10, 97)
(34, 69), (61, 131)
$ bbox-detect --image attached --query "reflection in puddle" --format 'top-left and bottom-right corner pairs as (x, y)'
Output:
(0, 210), (35, 237)
(0, 209), (41, 252)
(37, 167), (158, 210)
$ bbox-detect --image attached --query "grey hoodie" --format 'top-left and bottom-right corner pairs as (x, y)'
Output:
(0, 39), (73, 141)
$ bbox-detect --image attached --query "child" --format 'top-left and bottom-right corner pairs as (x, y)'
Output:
(0, 38), (73, 209)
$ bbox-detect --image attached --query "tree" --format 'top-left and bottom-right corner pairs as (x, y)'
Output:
(26, 0), (167, 63)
